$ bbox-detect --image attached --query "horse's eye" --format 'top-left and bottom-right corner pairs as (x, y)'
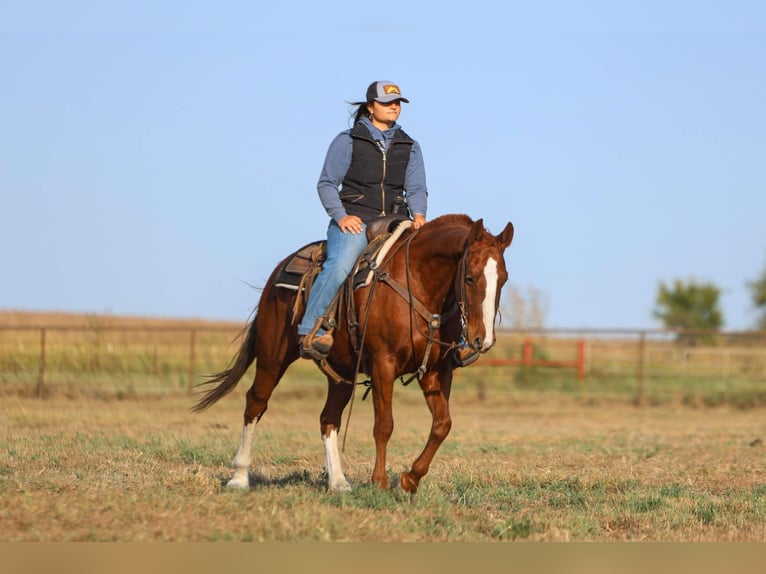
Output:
(466, 276), (475, 286)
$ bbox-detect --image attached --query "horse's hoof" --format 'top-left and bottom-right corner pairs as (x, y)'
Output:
(329, 479), (353, 492)
(371, 471), (389, 490)
(400, 472), (419, 493)
(226, 476), (250, 490)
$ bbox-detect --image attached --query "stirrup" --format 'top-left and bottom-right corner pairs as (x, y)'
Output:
(299, 334), (333, 361)
(453, 347), (480, 368)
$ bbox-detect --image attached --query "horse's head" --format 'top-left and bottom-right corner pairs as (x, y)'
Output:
(457, 219), (514, 353)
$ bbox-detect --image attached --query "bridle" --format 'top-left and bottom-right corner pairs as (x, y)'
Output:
(374, 230), (475, 379)
(339, 228), (475, 450)
(456, 244), (472, 351)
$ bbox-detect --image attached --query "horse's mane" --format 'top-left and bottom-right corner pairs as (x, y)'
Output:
(426, 213), (473, 230)
(405, 214), (474, 262)
(412, 214), (473, 242)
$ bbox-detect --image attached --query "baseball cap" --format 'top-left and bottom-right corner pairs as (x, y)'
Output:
(363, 81), (410, 104)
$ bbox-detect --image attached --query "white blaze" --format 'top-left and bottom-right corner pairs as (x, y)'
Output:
(481, 257), (499, 350)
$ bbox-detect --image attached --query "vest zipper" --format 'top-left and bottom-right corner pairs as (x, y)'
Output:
(380, 149), (387, 216)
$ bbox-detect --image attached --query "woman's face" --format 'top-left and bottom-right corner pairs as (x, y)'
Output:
(367, 100), (402, 129)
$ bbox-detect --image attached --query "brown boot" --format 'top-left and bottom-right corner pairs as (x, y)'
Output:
(299, 333), (334, 360)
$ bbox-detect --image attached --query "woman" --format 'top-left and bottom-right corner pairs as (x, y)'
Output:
(297, 80), (428, 360)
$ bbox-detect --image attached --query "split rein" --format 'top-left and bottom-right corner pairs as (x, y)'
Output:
(358, 227), (468, 389)
(340, 227), (470, 450)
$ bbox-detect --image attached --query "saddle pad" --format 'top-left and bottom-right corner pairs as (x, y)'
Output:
(353, 220), (413, 289)
(273, 220), (413, 291)
(273, 241), (326, 290)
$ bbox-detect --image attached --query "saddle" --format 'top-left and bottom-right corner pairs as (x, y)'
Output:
(273, 216), (413, 325)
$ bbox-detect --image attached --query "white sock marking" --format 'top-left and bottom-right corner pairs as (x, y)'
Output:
(227, 421), (256, 490)
(323, 429), (352, 491)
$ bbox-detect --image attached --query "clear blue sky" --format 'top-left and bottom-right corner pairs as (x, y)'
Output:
(2, 1), (765, 330)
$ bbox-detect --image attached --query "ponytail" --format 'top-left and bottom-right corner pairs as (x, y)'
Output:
(350, 103), (369, 126)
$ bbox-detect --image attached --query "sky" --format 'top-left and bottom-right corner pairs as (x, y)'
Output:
(2, 1), (765, 330)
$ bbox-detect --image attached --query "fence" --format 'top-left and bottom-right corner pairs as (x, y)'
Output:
(0, 324), (241, 398)
(483, 336), (587, 380)
(2, 324), (766, 402)
(484, 328), (766, 405)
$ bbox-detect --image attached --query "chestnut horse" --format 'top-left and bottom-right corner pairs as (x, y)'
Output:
(194, 214), (514, 493)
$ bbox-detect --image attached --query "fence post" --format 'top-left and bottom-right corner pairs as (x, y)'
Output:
(188, 329), (196, 395)
(36, 327), (46, 398)
(523, 336), (533, 365)
(577, 338), (586, 380)
(635, 332), (646, 405)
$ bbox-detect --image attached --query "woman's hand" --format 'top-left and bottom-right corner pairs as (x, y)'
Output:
(338, 215), (364, 234)
(412, 214), (426, 229)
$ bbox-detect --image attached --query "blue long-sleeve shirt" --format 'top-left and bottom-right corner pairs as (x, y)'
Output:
(317, 117), (428, 223)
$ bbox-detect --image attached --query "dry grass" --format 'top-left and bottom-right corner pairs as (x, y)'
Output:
(0, 309), (240, 329)
(2, 311), (765, 541)
(2, 380), (764, 542)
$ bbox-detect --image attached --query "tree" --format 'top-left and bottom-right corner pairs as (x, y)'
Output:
(653, 279), (723, 343)
(499, 286), (549, 330)
(747, 258), (766, 330)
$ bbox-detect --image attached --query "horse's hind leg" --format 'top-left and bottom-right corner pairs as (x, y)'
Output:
(229, 412), (258, 489)
(320, 378), (354, 491)
(229, 360), (294, 490)
(400, 368), (454, 494)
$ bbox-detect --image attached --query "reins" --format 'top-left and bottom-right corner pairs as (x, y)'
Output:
(400, 234), (461, 375)
(456, 246), (471, 350)
(341, 228), (420, 451)
(340, 253), (383, 452)
(340, 226), (471, 452)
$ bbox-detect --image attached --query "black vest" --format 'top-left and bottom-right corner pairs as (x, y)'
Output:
(340, 122), (414, 222)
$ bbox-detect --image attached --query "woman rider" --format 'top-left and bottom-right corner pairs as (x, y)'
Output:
(297, 80), (428, 360)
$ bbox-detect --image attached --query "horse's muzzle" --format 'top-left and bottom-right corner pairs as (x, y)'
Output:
(471, 336), (495, 352)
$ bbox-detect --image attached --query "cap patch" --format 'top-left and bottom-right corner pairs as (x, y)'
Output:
(383, 84), (401, 95)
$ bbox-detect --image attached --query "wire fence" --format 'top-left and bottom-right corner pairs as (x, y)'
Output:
(0, 325), (241, 398)
(478, 328), (766, 406)
(2, 324), (766, 404)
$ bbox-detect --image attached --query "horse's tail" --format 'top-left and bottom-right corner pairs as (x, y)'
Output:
(191, 312), (259, 413)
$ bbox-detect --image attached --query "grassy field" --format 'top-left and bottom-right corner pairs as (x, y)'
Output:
(2, 373), (764, 542)
(2, 311), (765, 542)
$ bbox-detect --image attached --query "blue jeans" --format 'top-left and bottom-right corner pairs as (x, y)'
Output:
(297, 220), (368, 336)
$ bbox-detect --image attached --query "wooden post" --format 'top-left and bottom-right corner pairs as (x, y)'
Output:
(523, 336), (533, 365)
(188, 329), (196, 395)
(636, 332), (646, 405)
(36, 327), (46, 398)
(577, 338), (586, 381)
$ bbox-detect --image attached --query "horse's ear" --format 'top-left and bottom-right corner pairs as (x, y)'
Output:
(469, 218), (485, 242)
(498, 222), (514, 248)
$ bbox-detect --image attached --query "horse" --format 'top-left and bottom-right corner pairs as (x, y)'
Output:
(193, 213), (514, 493)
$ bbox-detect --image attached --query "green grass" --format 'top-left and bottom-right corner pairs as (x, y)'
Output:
(1, 388), (764, 541)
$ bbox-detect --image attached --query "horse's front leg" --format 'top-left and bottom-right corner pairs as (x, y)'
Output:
(401, 368), (454, 494)
(370, 358), (396, 489)
(320, 376), (354, 491)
